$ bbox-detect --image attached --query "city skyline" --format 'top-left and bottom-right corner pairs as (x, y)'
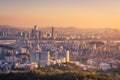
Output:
(0, 0), (120, 28)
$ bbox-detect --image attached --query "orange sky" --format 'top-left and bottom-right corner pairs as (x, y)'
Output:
(0, 0), (120, 28)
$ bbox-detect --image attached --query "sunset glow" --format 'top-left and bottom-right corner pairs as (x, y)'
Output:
(0, 0), (120, 28)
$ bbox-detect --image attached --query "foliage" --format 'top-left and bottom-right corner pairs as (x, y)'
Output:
(0, 63), (119, 80)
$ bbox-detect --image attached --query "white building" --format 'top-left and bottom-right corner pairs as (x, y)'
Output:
(66, 50), (70, 62)
(99, 63), (111, 71)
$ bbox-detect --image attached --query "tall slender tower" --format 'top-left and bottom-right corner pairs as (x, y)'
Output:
(31, 25), (38, 40)
(34, 25), (37, 30)
(38, 30), (41, 40)
(51, 27), (54, 40)
(66, 50), (70, 62)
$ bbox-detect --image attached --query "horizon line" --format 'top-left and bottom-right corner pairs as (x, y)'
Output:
(0, 24), (119, 29)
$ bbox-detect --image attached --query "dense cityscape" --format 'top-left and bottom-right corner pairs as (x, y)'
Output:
(1, 0), (120, 80)
(0, 25), (120, 80)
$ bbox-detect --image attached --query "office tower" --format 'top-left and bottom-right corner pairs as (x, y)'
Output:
(30, 51), (40, 63)
(34, 25), (37, 30)
(40, 51), (51, 66)
(31, 25), (38, 40)
(66, 50), (70, 62)
(28, 31), (31, 40)
(51, 27), (54, 40)
(38, 30), (42, 40)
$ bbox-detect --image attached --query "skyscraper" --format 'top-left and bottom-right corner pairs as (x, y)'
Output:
(51, 27), (54, 40)
(30, 25), (38, 40)
(66, 50), (70, 62)
(38, 30), (42, 40)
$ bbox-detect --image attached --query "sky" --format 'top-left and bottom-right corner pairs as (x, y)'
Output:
(0, 0), (120, 28)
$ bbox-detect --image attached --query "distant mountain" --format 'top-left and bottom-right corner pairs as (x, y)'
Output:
(38, 26), (81, 33)
(0, 25), (31, 31)
(0, 25), (109, 33)
(0, 25), (18, 29)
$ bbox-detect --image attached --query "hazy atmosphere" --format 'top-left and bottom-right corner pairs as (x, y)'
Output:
(0, 0), (120, 28)
(0, 1), (120, 80)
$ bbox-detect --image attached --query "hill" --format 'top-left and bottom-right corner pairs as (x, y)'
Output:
(0, 63), (119, 80)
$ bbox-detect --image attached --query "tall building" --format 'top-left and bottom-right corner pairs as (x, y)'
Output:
(30, 51), (40, 63)
(66, 50), (70, 62)
(38, 30), (42, 40)
(30, 50), (51, 67)
(40, 51), (50, 66)
(30, 25), (38, 40)
(3, 28), (8, 37)
(51, 27), (54, 40)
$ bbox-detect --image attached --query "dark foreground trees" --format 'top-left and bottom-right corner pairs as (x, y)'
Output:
(0, 63), (119, 80)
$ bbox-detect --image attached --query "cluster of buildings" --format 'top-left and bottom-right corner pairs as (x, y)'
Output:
(0, 25), (120, 72)
(66, 40), (120, 70)
(0, 26), (70, 71)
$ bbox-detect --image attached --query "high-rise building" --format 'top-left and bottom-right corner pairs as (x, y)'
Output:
(38, 30), (42, 40)
(66, 50), (70, 62)
(51, 27), (54, 40)
(30, 51), (40, 63)
(39, 51), (51, 67)
(30, 50), (51, 67)
(30, 25), (38, 40)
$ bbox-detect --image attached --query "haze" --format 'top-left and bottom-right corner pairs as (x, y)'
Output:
(0, 0), (120, 28)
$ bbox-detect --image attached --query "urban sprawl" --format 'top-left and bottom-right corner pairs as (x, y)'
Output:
(0, 25), (120, 72)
